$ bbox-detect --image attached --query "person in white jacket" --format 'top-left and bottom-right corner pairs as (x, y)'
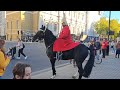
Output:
(16, 38), (27, 60)
(111, 40), (115, 53)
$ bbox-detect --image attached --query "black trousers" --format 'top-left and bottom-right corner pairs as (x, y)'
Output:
(102, 49), (106, 58)
(106, 45), (109, 56)
(18, 48), (26, 57)
(116, 49), (120, 58)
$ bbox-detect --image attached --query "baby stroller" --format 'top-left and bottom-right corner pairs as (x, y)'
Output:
(6, 46), (16, 59)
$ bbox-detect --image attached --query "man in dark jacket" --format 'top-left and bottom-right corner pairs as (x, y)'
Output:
(95, 39), (101, 59)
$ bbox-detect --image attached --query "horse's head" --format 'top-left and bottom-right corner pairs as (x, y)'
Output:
(32, 25), (46, 42)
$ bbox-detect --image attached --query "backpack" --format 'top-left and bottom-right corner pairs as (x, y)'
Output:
(95, 42), (101, 50)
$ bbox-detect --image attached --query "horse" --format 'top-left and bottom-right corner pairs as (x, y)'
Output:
(32, 25), (95, 79)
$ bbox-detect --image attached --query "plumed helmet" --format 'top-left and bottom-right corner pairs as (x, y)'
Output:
(61, 12), (68, 25)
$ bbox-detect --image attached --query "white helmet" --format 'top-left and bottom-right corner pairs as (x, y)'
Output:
(61, 12), (68, 25)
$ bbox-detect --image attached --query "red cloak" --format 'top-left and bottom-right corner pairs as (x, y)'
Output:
(53, 26), (80, 52)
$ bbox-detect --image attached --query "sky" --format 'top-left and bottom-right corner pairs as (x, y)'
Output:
(102, 11), (120, 23)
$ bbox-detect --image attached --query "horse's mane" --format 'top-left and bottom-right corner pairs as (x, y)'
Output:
(44, 28), (57, 46)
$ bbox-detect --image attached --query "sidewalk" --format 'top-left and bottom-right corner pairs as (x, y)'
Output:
(5, 40), (34, 43)
(32, 53), (120, 79)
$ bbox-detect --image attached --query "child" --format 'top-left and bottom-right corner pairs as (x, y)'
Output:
(6, 46), (16, 59)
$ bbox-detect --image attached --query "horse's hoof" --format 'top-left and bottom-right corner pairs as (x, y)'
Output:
(72, 76), (76, 79)
(50, 75), (56, 79)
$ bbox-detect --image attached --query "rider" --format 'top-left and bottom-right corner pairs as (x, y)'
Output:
(53, 13), (80, 60)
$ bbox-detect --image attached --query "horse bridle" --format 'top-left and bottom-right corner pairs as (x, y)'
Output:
(40, 27), (53, 52)
(39, 26), (46, 40)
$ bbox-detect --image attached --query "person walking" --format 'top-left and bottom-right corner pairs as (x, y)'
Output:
(95, 39), (101, 60)
(16, 38), (27, 60)
(101, 38), (107, 58)
(105, 39), (109, 56)
(115, 41), (120, 58)
(111, 40), (115, 53)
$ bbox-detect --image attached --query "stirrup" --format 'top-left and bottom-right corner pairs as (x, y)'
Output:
(56, 52), (62, 61)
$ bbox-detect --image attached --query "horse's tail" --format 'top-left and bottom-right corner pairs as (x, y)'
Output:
(83, 46), (95, 78)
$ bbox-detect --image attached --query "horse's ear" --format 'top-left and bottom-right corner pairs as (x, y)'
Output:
(43, 26), (46, 30)
(40, 25), (43, 30)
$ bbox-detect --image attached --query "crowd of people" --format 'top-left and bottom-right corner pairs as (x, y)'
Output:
(86, 38), (120, 59)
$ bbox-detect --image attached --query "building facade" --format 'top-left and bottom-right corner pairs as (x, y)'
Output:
(6, 11), (103, 41)
(38, 11), (86, 37)
(6, 11), (39, 41)
(0, 11), (6, 37)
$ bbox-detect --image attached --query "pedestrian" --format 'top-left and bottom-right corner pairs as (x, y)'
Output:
(6, 46), (16, 59)
(115, 41), (120, 58)
(94, 39), (101, 60)
(105, 39), (109, 56)
(16, 38), (27, 60)
(101, 38), (107, 58)
(12, 62), (31, 79)
(110, 40), (115, 53)
(88, 40), (96, 57)
(0, 39), (11, 79)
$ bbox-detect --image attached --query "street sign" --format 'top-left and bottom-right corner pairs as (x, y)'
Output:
(107, 30), (114, 35)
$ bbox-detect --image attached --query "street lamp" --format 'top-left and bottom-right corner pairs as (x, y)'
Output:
(108, 11), (111, 41)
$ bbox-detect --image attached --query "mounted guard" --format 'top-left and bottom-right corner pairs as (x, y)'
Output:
(53, 13), (80, 60)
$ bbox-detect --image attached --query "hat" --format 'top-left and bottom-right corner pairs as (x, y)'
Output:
(62, 12), (68, 25)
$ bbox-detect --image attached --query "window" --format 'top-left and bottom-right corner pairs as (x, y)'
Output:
(7, 22), (9, 29)
(73, 27), (75, 33)
(69, 11), (70, 16)
(82, 14), (84, 20)
(54, 23), (57, 31)
(74, 12), (75, 17)
(68, 23), (70, 26)
(16, 20), (19, 29)
(78, 13), (80, 19)
(11, 21), (12, 29)
(98, 11), (101, 15)
(76, 13), (78, 19)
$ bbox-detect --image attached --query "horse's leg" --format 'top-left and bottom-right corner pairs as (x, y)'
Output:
(75, 58), (84, 79)
(50, 58), (56, 79)
(70, 59), (72, 64)
(72, 70), (78, 79)
(73, 59), (76, 67)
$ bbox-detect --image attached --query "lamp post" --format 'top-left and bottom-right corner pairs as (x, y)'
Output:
(108, 11), (111, 41)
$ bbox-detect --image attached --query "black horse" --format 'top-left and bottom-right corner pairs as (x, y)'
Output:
(32, 25), (95, 79)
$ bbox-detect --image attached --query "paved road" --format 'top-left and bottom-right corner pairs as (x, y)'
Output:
(32, 53), (120, 79)
(2, 41), (69, 79)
